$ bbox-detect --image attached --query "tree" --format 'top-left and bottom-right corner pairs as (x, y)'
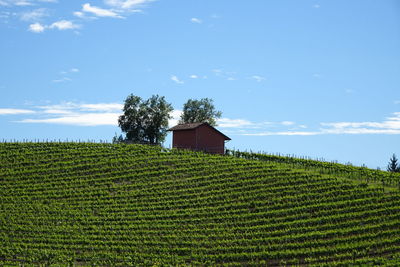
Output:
(180, 98), (222, 126)
(387, 154), (400, 173)
(112, 133), (124, 144)
(118, 94), (173, 145)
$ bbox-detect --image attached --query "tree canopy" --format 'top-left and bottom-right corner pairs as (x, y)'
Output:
(118, 94), (173, 145)
(179, 98), (222, 126)
(387, 154), (400, 173)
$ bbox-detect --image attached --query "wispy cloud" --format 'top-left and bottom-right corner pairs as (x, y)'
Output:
(14, 102), (123, 126)
(81, 3), (123, 18)
(20, 8), (48, 21)
(28, 22), (45, 32)
(320, 113), (400, 135)
(212, 69), (237, 81)
(249, 75), (265, 82)
(171, 75), (184, 84)
(8, 101), (179, 127)
(190, 75), (198, 79)
(6, 0), (153, 33)
(104, 0), (152, 10)
(52, 67), (79, 83)
(237, 112), (400, 136)
(281, 121), (295, 126)
(395, 100), (400, 105)
(52, 77), (72, 83)
(244, 131), (319, 136)
(74, 0), (151, 20)
(79, 103), (123, 112)
(190, 17), (202, 24)
(0, 108), (35, 115)
(19, 113), (120, 126)
(0, 0), (57, 6)
(29, 20), (79, 33)
(0, 0), (33, 6)
(313, 4), (320, 8)
(217, 118), (254, 128)
(49, 19), (80, 30)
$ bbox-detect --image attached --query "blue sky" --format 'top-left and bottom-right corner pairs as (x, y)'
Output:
(0, 0), (399, 169)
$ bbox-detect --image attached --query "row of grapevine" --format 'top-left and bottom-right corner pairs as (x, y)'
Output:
(227, 149), (400, 189)
(1, 143), (399, 266)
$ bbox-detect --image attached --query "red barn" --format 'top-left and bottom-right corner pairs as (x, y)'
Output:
(168, 122), (231, 154)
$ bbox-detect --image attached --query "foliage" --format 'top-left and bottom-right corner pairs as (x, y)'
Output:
(179, 98), (222, 126)
(112, 133), (124, 144)
(118, 94), (173, 144)
(1, 142), (400, 266)
(387, 154), (400, 173)
(226, 149), (400, 188)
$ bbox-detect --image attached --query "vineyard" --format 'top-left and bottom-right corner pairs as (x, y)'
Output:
(1, 142), (400, 266)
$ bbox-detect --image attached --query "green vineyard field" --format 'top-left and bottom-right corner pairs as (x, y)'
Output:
(1, 142), (400, 266)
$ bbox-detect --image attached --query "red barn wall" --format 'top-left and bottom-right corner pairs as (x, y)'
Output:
(196, 125), (226, 154)
(172, 129), (196, 150)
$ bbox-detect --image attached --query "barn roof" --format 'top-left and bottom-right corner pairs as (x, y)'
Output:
(168, 122), (231, 140)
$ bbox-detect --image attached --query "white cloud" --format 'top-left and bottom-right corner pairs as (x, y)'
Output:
(15, 102), (125, 126)
(29, 20), (79, 33)
(0, 108), (35, 115)
(81, 3), (123, 18)
(105, 0), (151, 10)
(73, 11), (85, 18)
(7, 101), (400, 136)
(0, 0), (55, 5)
(250, 75), (265, 82)
(244, 131), (319, 136)
(281, 121), (295, 126)
(171, 75), (184, 84)
(320, 113), (400, 134)
(28, 22), (45, 32)
(212, 69), (222, 75)
(53, 68), (79, 82)
(14, 104), (177, 127)
(37, 102), (122, 113)
(212, 69), (237, 80)
(52, 77), (72, 83)
(42, 109), (74, 115)
(19, 113), (120, 126)
(20, 8), (48, 21)
(0, 0), (33, 6)
(217, 118), (254, 128)
(80, 103), (123, 112)
(49, 20), (80, 30)
(13, 0), (33, 6)
(169, 109), (182, 127)
(190, 75), (198, 79)
(241, 112), (400, 136)
(191, 17), (202, 24)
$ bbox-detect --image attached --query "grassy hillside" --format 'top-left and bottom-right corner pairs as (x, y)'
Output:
(1, 143), (400, 266)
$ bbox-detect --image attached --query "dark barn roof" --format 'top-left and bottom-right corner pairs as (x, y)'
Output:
(168, 122), (231, 140)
